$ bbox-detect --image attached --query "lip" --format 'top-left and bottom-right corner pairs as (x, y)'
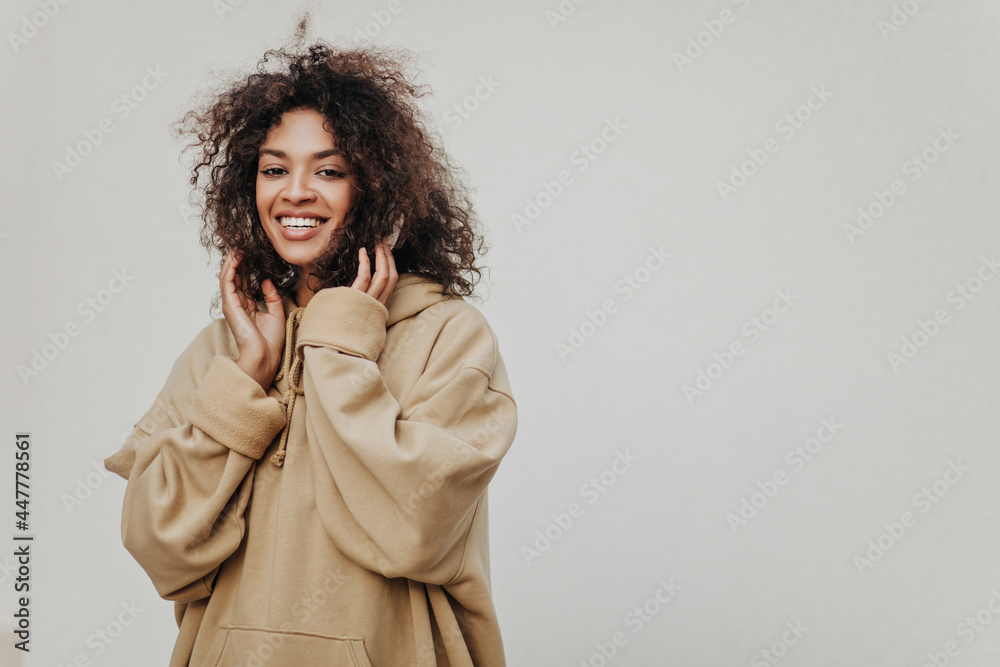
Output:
(275, 210), (330, 221)
(272, 212), (330, 242)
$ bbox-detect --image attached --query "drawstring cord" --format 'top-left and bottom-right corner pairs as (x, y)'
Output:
(269, 306), (305, 467)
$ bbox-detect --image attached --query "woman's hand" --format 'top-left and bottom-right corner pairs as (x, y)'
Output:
(352, 240), (398, 308)
(221, 249), (286, 389)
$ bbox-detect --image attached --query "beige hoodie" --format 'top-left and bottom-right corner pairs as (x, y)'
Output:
(103, 272), (518, 666)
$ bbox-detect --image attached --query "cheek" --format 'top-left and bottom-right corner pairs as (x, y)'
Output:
(337, 183), (355, 213)
(255, 183), (273, 215)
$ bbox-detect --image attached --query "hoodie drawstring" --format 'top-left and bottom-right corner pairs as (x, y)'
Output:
(270, 306), (305, 467)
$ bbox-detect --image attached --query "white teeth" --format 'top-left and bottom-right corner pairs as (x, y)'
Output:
(279, 216), (325, 228)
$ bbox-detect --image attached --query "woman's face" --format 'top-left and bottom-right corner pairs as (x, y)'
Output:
(255, 107), (354, 275)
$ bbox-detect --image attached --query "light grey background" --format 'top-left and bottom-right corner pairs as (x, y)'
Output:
(3, 0), (999, 665)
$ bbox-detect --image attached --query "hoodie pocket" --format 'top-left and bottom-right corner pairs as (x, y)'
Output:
(209, 625), (374, 667)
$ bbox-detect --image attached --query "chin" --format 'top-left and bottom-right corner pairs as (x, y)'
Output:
(277, 250), (319, 266)
(269, 239), (329, 268)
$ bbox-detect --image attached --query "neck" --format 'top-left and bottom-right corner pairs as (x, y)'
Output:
(296, 268), (316, 308)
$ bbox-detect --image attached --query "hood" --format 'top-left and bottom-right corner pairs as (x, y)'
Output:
(276, 272), (458, 328)
(265, 271), (460, 467)
(105, 272), (458, 477)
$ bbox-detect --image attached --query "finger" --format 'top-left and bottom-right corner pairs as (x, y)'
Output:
(369, 243), (386, 296)
(220, 255), (239, 325)
(221, 250), (254, 340)
(219, 253), (230, 315)
(230, 255), (249, 311)
(222, 253), (242, 306)
(221, 251), (236, 301)
(352, 247), (371, 290)
(384, 240), (398, 282)
(378, 242), (397, 305)
(262, 278), (285, 320)
(231, 255), (257, 316)
(235, 267), (253, 312)
(365, 243), (387, 305)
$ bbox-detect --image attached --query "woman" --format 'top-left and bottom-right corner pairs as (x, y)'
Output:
(103, 33), (518, 667)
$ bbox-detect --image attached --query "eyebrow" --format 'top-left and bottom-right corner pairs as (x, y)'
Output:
(258, 148), (344, 160)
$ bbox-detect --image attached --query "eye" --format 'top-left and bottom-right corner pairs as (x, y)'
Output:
(319, 169), (347, 178)
(260, 167), (285, 176)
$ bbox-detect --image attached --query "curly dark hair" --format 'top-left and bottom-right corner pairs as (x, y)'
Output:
(170, 15), (488, 316)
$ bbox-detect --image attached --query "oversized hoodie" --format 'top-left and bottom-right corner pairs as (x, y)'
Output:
(103, 272), (518, 667)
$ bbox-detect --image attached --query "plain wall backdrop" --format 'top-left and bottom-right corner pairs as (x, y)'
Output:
(3, 0), (1000, 665)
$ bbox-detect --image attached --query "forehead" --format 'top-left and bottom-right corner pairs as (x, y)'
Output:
(260, 108), (341, 153)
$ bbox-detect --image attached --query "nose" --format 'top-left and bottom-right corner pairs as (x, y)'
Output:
(282, 168), (317, 203)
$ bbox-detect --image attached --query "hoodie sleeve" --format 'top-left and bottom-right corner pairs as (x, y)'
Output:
(103, 321), (288, 602)
(294, 286), (518, 586)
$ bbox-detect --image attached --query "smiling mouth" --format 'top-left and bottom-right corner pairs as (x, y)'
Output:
(278, 216), (328, 229)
